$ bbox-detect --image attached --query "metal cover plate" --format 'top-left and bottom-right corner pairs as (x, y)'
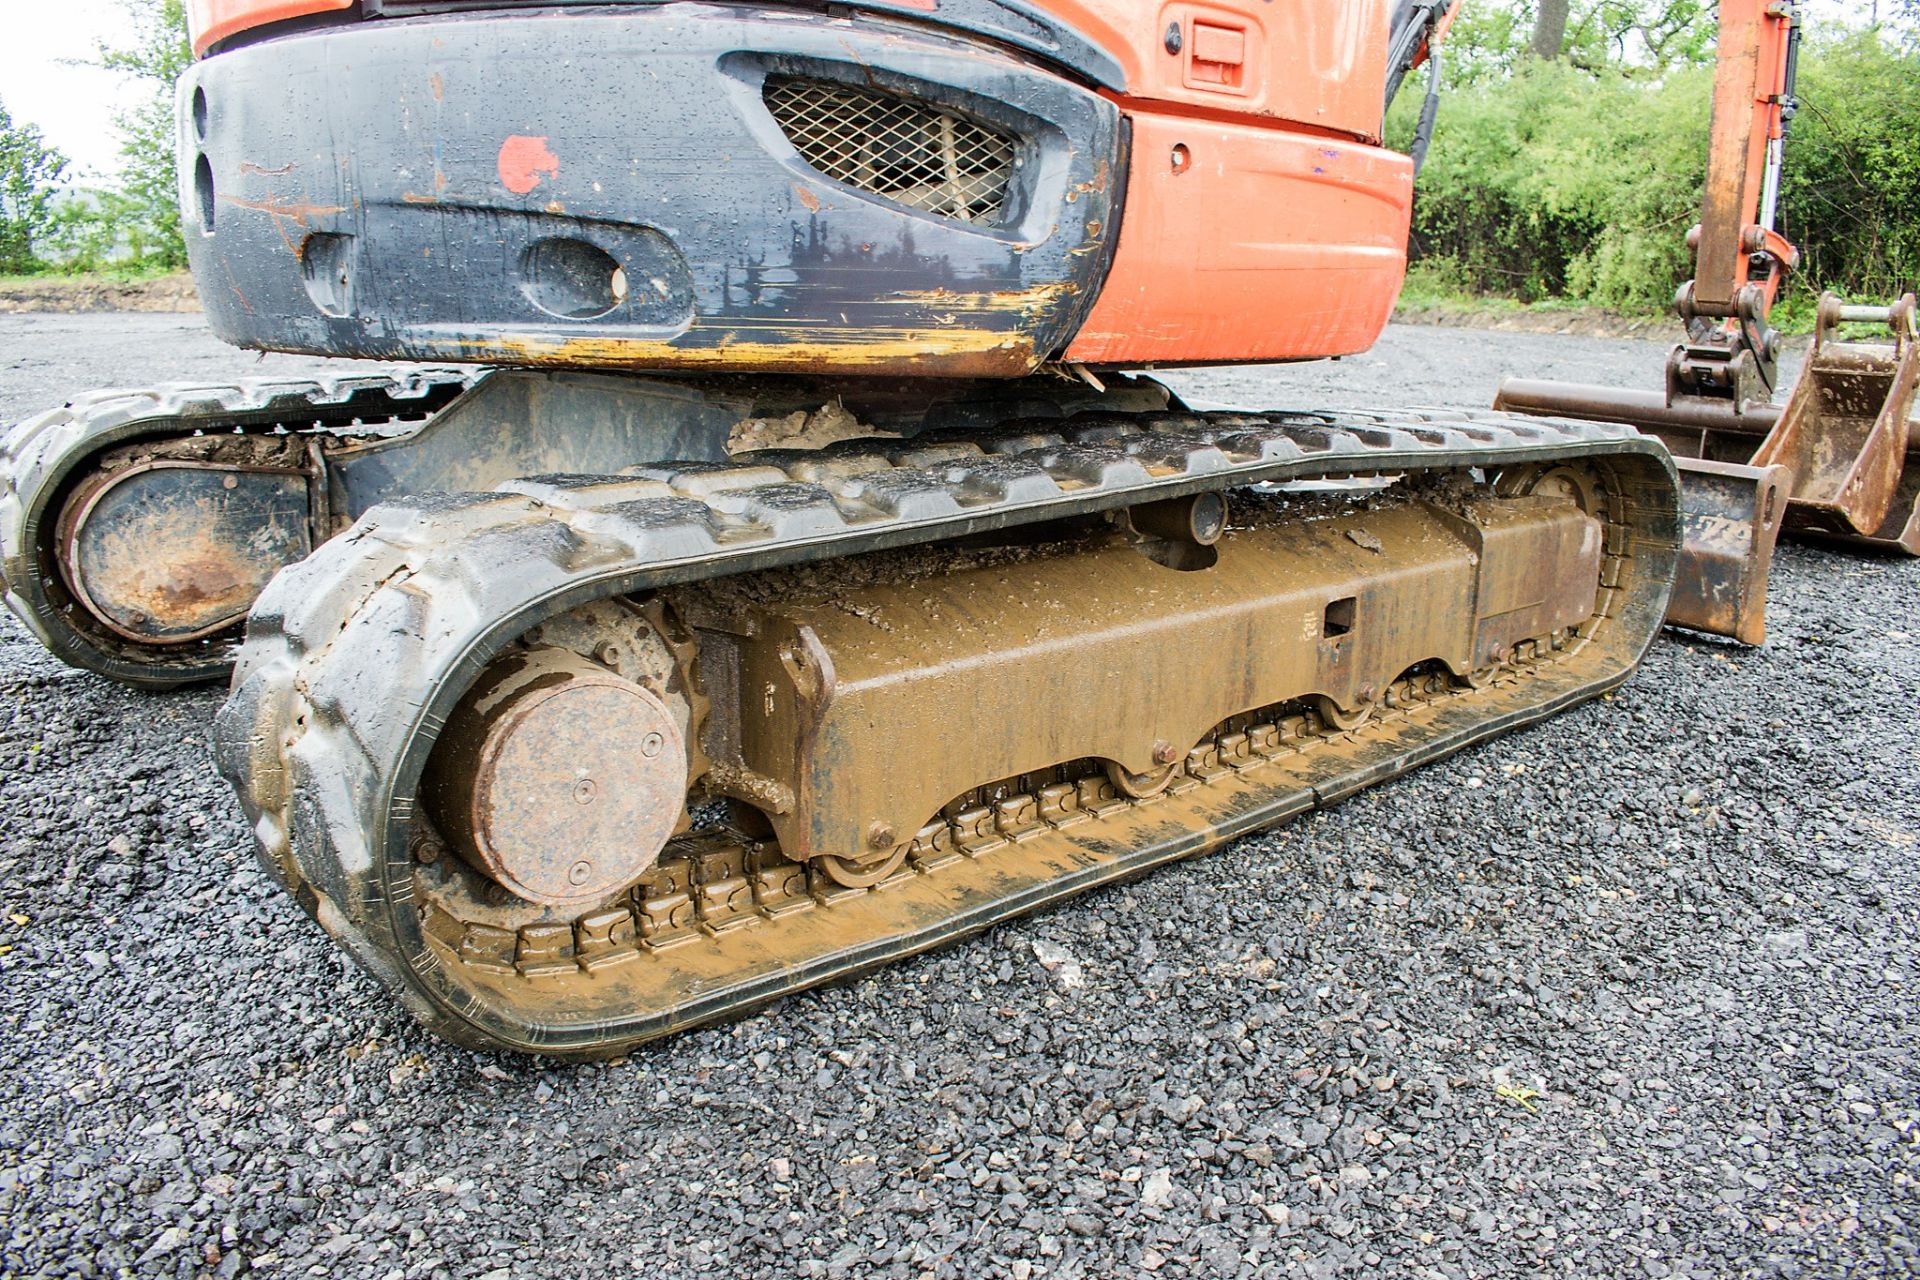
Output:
(67, 464), (310, 643)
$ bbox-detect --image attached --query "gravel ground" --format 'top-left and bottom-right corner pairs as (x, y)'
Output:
(1, 313), (1916, 1280)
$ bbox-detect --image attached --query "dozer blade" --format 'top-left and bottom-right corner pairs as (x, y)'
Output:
(215, 406), (1678, 1056)
(1492, 381), (1788, 644)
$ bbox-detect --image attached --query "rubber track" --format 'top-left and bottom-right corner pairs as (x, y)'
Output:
(214, 406), (1678, 1051)
(0, 369), (473, 686)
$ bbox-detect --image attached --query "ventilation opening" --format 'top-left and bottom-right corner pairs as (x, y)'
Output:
(519, 238), (628, 320)
(1324, 597), (1356, 638)
(193, 155), (216, 233)
(763, 76), (1018, 226)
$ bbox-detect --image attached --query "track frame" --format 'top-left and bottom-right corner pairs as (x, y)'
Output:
(215, 407), (1678, 1055)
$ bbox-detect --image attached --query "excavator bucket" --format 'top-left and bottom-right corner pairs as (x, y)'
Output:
(1667, 456), (1789, 645)
(1495, 292), (1920, 644)
(1751, 295), (1920, 539)
(1836, 467), (1920, 554)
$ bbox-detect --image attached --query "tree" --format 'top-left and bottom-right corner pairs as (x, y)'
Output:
(1531, 0), (1571, 59)
(1400, 21), (1920, 311)
(0, 99), (69, 273)
(1778, 30), (1920, 301)
(1444, 0), (1717, 85)
(95, 0), (192, 268)
(1885, 0), (1920, 46)
(1562, 0), (1714, 75)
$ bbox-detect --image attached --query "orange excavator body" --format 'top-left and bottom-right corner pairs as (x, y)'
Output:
(178, 0), (1420, 372)
(1046, 0), (1419, 365)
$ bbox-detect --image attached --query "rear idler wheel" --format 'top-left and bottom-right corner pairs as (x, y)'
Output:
(0, 371), (471, 688)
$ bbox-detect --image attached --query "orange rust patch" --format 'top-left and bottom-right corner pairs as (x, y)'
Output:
(220, 192), (348, 254)
(75, 495), (273, 636)
(497, 135), (560, 196)
(887, 280), (1076, 319)
(429, 71), (445, 102)
(219, 193), (345, 226)
(794, 184), (821, 213)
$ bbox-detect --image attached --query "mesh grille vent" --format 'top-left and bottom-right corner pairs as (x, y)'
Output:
(763, 76), (1017, 226)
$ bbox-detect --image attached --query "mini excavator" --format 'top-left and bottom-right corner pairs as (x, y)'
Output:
(0, 0), (1730, 1054)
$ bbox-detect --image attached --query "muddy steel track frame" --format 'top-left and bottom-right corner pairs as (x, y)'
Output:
(216, 407), (1677, 1056)
(2, 367), (1184, 687)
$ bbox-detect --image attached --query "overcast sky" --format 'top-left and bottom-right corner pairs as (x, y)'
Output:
(0, 0), (1899, 185)
(3, 1), (152, 182)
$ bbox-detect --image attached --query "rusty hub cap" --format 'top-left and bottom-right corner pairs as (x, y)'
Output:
(428, 647), (688, 908)
(57, 461), (312, 645)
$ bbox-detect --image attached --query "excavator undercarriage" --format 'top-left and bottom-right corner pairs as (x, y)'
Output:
(5, 350), (1685, 1056)
(215, 404), (1675, 1054)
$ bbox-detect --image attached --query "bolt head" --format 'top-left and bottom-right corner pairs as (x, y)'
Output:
(567, 860), (593, 886)
(1151, 739), (1178, 766)
(867, 821), (896, 851)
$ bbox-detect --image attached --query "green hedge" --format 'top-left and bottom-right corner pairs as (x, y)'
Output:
(1400, 31), (1920, 312)
(1781, 33), (1920, 305)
